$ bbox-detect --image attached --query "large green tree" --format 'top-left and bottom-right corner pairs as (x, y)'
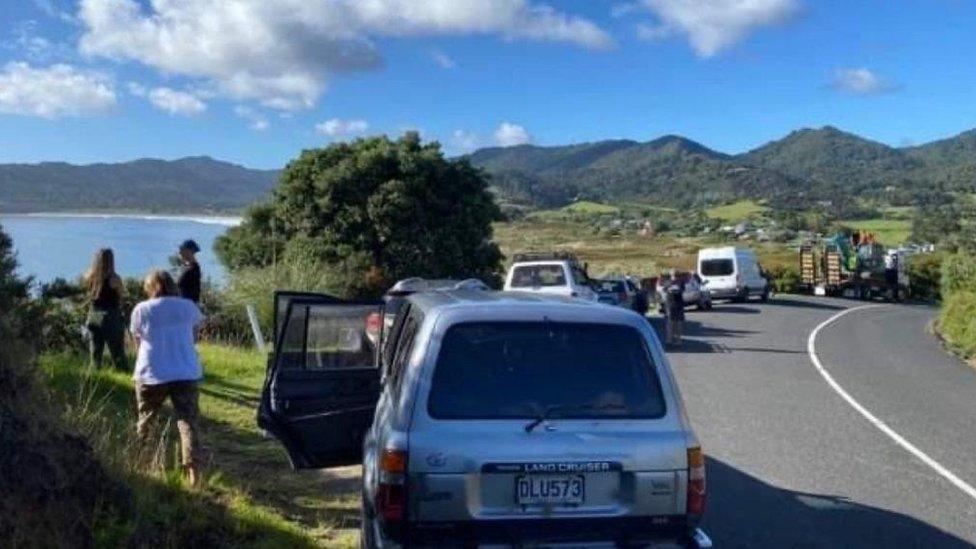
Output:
(216, 133), (503, 296)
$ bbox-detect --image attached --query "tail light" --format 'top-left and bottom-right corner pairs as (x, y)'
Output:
(687, 446), (706, 517)
(377, 449), (407, 524)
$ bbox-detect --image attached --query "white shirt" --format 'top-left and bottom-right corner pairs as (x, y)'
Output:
(130, 297), (204, 385)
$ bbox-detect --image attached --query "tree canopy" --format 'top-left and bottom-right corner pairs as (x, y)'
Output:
(215, 133), (503, 297)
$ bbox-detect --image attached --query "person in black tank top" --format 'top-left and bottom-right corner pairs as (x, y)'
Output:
(84, 248), (127, 369)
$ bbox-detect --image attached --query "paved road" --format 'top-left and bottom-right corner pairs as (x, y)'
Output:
(657, 295), (976, 547)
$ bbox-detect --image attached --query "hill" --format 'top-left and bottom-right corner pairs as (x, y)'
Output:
(470, 125), (976, 211)
(472, 135), (800, 209)
(0, 156), (278, 213)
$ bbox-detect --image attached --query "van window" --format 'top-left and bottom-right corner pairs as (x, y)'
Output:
(511, 265), (566, 287)
(428, 322), (666, 420)
(700, 259), (734, 277)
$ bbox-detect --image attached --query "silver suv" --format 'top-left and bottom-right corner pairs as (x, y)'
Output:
(259, 288), (710, 548)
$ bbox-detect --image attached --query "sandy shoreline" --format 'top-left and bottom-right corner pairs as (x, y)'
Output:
(1, 212), (242, 227)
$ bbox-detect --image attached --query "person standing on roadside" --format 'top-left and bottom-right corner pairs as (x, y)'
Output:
(175, 239), (202, 304)
(130, 269), (205, 487)
(664, 269), (686, 346)
(884, 250), (901, 302)
(83, 248), (127, 370)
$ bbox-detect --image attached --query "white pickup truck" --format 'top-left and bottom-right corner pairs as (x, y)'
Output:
(504, 253), (599, 301)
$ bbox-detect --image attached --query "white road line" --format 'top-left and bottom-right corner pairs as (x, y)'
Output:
(808, 304), (976, 502)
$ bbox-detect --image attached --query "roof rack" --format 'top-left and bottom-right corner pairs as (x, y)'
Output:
(512, 251), (582, 264)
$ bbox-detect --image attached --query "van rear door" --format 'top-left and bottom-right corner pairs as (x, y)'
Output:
(258, 292), (383, 469)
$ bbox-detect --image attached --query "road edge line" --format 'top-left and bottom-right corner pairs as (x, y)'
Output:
(807, 304), (976, 502)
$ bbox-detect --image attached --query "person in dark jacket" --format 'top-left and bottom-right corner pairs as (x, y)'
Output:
(664, 269), (686, 346)
(176, 239), (202, 303)
(84, 248), (127, 369)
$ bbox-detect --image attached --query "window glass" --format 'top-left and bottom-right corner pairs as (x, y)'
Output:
(304, 304), (378, 370)
(428, 322), (666, 420)
(572, 268), (589, 286)
(391, 315), (420, 393)
(595, 280), (626, 293)
(700, 259), (735, 277)
(511, 265), (567, 287)
(278, 304), (308, 369)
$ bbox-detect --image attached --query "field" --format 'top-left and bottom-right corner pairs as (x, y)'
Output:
(42, 345), (359, 548)
(838, 218), (912, 246)
(705, 200), (768, 222)
(493, 214), (795, 278)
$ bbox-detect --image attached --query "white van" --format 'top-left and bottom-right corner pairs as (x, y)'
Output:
(697, 247), (770, 302)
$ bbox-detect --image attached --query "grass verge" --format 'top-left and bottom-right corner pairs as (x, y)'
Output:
(939, 290), (976, 362)
(705, 200), (768, 222)
(42, 344), (360, 548)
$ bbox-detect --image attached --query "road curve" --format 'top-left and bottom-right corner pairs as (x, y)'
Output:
(657, 295), (976, 547)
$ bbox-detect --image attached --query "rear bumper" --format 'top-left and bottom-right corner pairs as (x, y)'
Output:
(398, 516), (704, 547)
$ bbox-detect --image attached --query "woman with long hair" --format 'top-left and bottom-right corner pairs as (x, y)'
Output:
(84, 248), (127, 369)
(130, 269), (205, 487)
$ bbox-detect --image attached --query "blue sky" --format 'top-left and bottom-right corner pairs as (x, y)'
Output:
(1, 0), (975, 169)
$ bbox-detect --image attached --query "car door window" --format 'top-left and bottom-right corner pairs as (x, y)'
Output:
(390, 314), (421, 395)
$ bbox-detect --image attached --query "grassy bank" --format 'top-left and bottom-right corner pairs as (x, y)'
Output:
(938, 254), (976, 362)
(42, 345), (359, 548)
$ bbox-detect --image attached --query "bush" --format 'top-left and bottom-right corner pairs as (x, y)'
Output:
(906, 253), (944, 301)
(941, 253), (976, 295)
(764, 264), (801, 294)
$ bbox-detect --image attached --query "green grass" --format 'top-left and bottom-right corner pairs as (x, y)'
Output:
(705, 200), (768, 222)
(560, 201), (620, 215)
(838, 218), (912, 246)
(42, 345), (359, 548)
(940, 291), (976, 361)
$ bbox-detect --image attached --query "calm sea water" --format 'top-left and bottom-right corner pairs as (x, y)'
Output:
(0, 214), (240, 285)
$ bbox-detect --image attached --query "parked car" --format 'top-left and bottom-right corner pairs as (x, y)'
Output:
(259, 290), (711, 548)
(656, 272), (713, 312)
(697, 246), (769, 302)
(593, 275), (650, 314)
(504, 252), (598, 301)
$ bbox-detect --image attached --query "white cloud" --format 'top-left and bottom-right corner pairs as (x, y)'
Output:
(634, 0), (801, 57)
(0, 61), (116, 118)
(831, 67), (896, 96)
(147, 87), (207, 116)
(127, 81), (146, 97)
(431, 50), (456, 69)
(234, 105), (269, 131)
(77, 0), (612, 110)
(452, 129), (482, 153)
(316, 118), (369, 137)
(493, 121), (532, 147)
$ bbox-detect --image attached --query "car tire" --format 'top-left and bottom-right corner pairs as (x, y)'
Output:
(760, 288), (770, 302)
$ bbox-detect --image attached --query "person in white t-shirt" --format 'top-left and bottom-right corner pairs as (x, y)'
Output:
(130, 269), (205, 487)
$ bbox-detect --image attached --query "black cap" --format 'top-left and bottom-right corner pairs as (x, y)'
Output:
(179, 239), (201, 253)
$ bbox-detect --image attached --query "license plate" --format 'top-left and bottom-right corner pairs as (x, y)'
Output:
(516, 474), (585, 505)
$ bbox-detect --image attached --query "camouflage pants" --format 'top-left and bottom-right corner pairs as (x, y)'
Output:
(135, 381), (201, 467)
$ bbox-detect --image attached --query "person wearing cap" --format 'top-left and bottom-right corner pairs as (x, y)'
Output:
(176, 239), (202, 303)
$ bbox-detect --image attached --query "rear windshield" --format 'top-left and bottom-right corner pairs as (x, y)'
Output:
(595, 280), (626, 293)
(428, 322), (666, 420)
(700, 259), (734, 277)
(510, 265), (567, 287)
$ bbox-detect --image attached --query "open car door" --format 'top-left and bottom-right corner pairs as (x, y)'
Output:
(258, 292), (384, 469)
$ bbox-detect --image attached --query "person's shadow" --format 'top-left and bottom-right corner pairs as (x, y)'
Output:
(703, 457), (973, 547)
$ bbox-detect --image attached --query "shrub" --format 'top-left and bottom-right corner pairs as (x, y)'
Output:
(941, 253), (976, 296)
(906, 253), (944, 301)
(764, 264), (801, 294)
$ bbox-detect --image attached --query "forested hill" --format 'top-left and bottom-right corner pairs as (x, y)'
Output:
(0, 156), (278, 213)
(469, 126), (976, 211)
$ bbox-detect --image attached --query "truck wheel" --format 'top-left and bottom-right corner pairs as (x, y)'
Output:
(761, 288), (770, 302)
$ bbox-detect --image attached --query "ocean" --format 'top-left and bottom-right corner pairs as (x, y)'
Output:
(0, 213), (240, 285)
